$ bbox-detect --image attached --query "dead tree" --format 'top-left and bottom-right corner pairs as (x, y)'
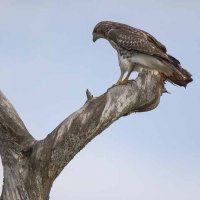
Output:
(0, 71), (166, 200)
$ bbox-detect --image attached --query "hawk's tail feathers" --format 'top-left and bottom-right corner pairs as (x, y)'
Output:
(167, 66), (193, 87)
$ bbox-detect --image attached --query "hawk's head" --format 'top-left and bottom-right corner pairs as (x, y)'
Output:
(92, 21), (114, 42)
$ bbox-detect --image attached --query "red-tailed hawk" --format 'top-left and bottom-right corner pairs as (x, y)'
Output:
(92, 21), (193, 87)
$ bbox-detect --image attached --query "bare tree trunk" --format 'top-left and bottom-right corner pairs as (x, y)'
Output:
(0, 72), (165, 200)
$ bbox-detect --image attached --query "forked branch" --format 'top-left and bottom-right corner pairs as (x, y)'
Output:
(0, 71), (165, 200)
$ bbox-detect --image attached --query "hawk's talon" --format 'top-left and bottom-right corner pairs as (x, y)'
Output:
(111, 79), (132, 88)
(116, 80), (124, 85)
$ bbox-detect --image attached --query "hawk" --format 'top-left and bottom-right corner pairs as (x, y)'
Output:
(92, 21), (193, 87)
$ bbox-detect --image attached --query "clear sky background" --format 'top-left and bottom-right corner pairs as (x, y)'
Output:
(0, 0), (199, 199)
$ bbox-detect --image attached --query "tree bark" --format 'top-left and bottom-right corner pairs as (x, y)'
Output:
(0, 71), (165, 200)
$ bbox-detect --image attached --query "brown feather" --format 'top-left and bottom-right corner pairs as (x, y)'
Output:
(167, 66), (193, 87)
(93, 21), (193, 87)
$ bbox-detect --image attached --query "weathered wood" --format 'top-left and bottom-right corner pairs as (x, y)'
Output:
(0, 71), (164, 200)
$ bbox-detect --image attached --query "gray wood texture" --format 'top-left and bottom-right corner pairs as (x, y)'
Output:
(0, 71), (164, 200)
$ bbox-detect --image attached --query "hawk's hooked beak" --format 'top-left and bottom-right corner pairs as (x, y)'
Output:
(93, 35), (97, 42)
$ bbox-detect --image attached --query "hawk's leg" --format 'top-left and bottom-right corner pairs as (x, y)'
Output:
(116, 73), (124, 85)
(122, 65), (135, 84)
(113, 70), (125, 86)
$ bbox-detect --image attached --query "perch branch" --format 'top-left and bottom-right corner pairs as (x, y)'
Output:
(36, 71), (164, 181)
(0, 71), (165, 199)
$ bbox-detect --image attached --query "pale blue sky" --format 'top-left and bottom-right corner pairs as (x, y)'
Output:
(0, 0), (199, 199)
